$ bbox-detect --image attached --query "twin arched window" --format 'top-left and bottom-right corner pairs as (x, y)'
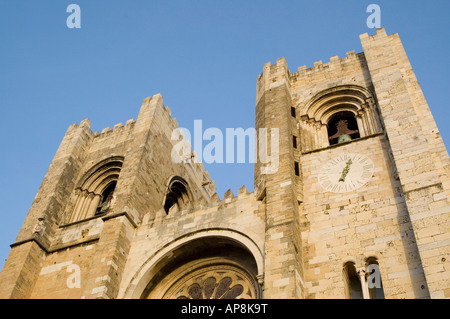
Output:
(343, 258), (385, 299)
(66, 156), (193, 223)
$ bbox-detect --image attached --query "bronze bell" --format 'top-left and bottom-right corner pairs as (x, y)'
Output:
(329, 119), (358, 144)
(338, 134), (352, 144)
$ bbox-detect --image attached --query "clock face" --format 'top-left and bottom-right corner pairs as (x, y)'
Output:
(318, 153), (374, 193)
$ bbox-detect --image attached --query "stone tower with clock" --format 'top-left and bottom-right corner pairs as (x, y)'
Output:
(0, 28), (449, 299)
(254, 27), (449, 299)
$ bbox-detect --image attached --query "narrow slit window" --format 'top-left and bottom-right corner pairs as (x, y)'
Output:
(291, 106), (296, 118)
(294, 161), (300, 176)
(293, 135), (297, 149)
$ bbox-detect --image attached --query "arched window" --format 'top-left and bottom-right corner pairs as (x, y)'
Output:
(343, 258), (385, 299)
(164, 176), (192, 214)
(366, 257), (385, 299)
(95, 181), (117, 216)
(300, 85), (381, 151)
(343, 262), (363, 299)
(67, 158), (123, 223)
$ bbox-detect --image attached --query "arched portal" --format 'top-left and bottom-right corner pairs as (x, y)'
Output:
(120, 230), (264, 299)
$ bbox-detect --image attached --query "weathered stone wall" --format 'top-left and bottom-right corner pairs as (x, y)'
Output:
(118, 186), (265, 299)
(361, 29), (450, 298)
(300, 135), (427, 298)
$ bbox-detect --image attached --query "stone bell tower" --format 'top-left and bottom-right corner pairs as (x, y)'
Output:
(254, 28), (450, 298)
(0, 94), (216, 299)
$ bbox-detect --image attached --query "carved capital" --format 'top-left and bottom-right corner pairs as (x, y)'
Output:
(256, 274), (265, 286)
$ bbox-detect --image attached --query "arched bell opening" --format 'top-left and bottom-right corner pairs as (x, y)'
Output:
(300, 85), (381, 151)
(327, 111), (360, 145)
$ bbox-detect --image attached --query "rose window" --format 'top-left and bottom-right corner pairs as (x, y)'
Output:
(162, 264), (257, 299)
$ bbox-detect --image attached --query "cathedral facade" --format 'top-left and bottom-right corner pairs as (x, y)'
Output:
(1, 28), (449, 299)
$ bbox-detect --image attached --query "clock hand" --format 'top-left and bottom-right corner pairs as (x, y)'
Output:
(339, 159), (352, 182)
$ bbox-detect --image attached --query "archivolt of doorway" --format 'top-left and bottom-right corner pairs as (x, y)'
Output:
(119, 229), (265, 299)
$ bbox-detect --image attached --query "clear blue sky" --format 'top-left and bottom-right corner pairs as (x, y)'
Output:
(0, 1), (449, 271)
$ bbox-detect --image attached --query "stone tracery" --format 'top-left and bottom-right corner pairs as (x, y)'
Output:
(163, 264), (257, 299)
